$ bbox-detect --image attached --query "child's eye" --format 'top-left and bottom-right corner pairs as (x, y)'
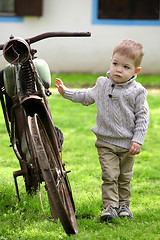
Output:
(113, 62), (118, 66)
(124, 65), (129, 69)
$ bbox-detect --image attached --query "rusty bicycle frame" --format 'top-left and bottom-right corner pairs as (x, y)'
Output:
(0, 31), (91, 235)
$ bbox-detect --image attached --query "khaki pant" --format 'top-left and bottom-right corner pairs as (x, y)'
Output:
(95, 139), (135, 209)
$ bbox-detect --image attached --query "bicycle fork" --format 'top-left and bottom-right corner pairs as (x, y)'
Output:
(11, 98), (37, 201)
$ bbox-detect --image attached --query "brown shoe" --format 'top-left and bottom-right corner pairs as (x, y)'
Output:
(118, 205), (133, 218)
(101, 205), (118, 221)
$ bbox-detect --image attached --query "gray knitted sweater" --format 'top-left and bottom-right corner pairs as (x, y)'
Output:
(63, 72), (149, 149)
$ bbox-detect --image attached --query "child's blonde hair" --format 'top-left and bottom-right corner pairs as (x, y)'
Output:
(113, 39), (144, 68)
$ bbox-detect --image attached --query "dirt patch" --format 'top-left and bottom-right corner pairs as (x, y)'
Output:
(144, 83), (160, 89)
(65, 82), (95, 88)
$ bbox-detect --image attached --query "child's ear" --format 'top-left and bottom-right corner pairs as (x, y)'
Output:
(135, 67), (141, 75)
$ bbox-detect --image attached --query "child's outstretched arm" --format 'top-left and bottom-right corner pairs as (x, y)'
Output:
(55, 78), (65, 96)
(56, 77), (96, 106)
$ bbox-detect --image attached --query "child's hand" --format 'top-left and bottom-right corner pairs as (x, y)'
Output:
(129, 142), (141, 155)
(55, 78), (65, 96)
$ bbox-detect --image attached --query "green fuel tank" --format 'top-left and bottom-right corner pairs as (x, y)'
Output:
(33, 58), (51, 89)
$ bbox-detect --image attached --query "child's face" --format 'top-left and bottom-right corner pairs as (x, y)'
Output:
(110, 52), (140, 84)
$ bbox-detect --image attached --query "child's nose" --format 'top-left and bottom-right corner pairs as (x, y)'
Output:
(117, 66), (122, 72)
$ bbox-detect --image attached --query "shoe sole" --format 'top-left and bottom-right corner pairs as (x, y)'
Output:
(100, 215), (117, 222)
(118, 214), (133, 219)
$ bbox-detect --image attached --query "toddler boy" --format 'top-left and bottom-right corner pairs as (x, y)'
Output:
(55, 39), (149, 221)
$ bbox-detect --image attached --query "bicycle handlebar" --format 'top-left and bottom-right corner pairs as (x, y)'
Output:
(26, 31), (91, 44)
(0, 31), (91, 50)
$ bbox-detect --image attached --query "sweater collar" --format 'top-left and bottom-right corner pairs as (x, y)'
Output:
(106, 71), (137, 87)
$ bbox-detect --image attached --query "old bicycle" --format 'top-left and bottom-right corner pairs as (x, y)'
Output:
(0, 31), (91, 235)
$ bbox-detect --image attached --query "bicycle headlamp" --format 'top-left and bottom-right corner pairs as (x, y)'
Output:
(3, 37), (30, 64)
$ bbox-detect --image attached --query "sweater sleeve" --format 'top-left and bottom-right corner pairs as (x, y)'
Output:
(63, 83), (97, 106)
(131, 88), (149, 145)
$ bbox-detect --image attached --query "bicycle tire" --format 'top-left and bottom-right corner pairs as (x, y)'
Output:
(28, 114), (78, 235)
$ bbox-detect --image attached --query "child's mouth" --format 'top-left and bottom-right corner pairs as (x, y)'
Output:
(115, 74), (122, 78)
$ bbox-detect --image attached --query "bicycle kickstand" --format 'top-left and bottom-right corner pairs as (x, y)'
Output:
(13, 170), (25, 201)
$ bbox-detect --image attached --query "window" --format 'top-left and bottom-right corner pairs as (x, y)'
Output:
(0, 0), (14, 16)
(15, 0), (43, 16)
(92, 0), (160, 25)
(0, 0), (43, 17)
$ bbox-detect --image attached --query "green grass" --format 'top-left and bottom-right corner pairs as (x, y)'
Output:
(52, 73), (160, 89)
(0, 74), (160, 239)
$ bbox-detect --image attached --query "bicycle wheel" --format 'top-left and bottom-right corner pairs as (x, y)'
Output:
(28, 114), (78, 235)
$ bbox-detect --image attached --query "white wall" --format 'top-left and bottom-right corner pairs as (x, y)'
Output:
(0, 0), (160, 74)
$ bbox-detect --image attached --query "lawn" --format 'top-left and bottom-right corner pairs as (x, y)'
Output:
(0, 74), (160, 239)
(52, 73), (160, 89)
